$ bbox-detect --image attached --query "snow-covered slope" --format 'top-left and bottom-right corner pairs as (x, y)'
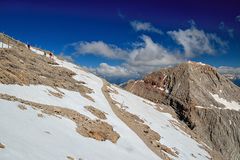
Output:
(0, 45), (212, 160)
(109, 86), (210, 160)
(0, 42), (11, 48)
(210, 93), (240, 111)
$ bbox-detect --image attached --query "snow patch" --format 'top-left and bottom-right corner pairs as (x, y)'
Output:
(153, 85), (164, 91)
(163, 75), (167, 81)
(195, 106), (205, 109)
(30, 47), (44, 55)
(210, 93), (240, 111)
(158, 87), (164, 91)
(197, 62), (206, 66)
(165, 89), (169, 94)
(0, 42), (11, 48)
(0, 99), (160, 160)
(187, 61), (206, 66)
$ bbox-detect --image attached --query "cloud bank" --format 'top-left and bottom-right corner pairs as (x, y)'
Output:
(74, 41), (128, 60)
(95, 63), (136, 78)
(130, 20), (163, 34)
(73, 35), (183, 80)
(217, 66), (240, 74)
(67, 25), (227, 82)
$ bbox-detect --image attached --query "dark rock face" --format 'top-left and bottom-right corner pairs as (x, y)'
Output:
(124, 62), (240, 160)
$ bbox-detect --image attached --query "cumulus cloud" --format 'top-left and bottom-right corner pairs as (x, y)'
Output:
(86, 63), (138, 84)
(69, 25), (227, 82)
(130, 20), (163, 34)
(121, 35), (183, 76)
(127, 35), (182, 67)
(168, 27), (227, 57)
(95, 63), (137, 78)
(73, 35), (183, 80)
(73, 41), (128, 60)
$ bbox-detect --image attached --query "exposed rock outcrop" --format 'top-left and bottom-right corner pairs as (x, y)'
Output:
(84, 105), (107, 120)
(0, 143), (5, 149)
(124, 61), (240, 160)
(0, 48), (93, 101)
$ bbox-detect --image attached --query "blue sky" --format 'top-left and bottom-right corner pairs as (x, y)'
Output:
(0, 0), (240, 83)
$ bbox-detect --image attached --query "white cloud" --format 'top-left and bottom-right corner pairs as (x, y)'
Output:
(76, 35), (183, 80)
(168, 27), (227, 57)
(95, 63), (137, 78)
(127, 35), (182, 67)
(69, 25), (227, 82)
(74, 41), (128, 60)
(130, 20), (163, 34)
(236, 15), (240, 22)
(86, 63), (140, 84)
(120, 35), (183, 77)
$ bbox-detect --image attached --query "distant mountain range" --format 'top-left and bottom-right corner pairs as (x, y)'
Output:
(217, 66), (240, 86)
(219, 73), (240, 86)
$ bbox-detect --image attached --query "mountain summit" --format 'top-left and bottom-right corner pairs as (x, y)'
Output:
(124, 61), (240, 160)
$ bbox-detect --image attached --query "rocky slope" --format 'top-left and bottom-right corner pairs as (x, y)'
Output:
(0, 33), (215, 160)
(124, 61), (240, 160)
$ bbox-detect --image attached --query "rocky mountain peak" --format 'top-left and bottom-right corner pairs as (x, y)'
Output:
(124, 61), (240, 160)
